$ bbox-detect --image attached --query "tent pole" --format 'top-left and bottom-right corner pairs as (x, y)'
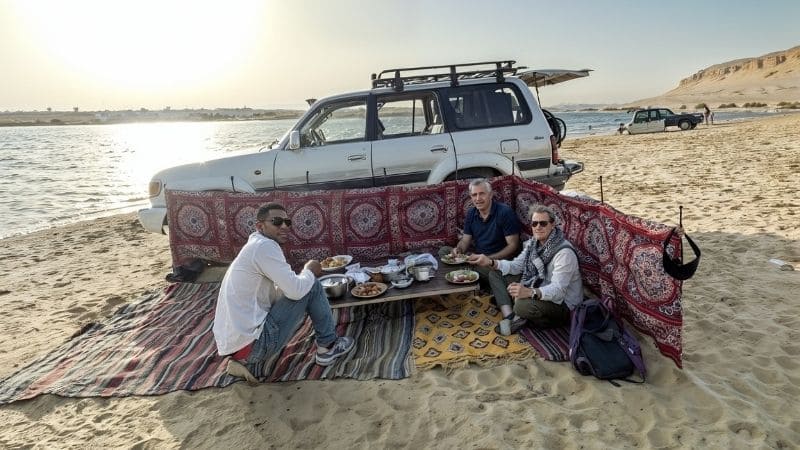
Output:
(599, 175), (604, 204)
(679, 205), (684, 262)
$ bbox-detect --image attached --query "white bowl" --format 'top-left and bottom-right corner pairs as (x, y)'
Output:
(391, 278), (413, 289)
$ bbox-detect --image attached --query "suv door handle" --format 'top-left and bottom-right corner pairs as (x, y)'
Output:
(430, 146), (448, 153)
(347, 154), (366, 161)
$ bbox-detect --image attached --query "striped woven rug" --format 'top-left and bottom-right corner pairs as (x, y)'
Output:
(519, 327), (570, 362)
(259, 296), (415, 382)
(0, 282), (414, 405)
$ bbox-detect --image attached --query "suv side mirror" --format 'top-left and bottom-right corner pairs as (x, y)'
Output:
(288, 130), (300, 150)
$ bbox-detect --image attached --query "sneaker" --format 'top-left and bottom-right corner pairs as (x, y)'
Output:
(315, 336), (355, 366)
(494, 315), (528, 336)
(227, 359), (259, 385)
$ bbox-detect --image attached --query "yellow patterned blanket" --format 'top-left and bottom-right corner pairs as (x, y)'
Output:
(412, 292), (535, 370)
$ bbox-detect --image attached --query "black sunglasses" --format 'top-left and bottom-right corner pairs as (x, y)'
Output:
(531, 220), (552, 228)
(265, 217), (292, 227)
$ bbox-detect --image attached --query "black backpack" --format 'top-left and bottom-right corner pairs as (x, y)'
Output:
(569, 299), (647, 385)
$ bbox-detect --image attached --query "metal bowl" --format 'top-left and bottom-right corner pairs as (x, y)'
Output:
(408, 265), (433, 281)
(319, 274), (352, 299)
(380, 264), (406, 282)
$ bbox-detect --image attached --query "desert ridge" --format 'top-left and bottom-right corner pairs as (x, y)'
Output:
(0, 114), (798, 448)
(629, 44), (800, 109)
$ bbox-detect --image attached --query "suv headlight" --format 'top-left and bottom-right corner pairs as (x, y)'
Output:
(148, 180), (163, 198)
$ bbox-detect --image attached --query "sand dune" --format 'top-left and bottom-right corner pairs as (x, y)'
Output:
(1, 114), (798, 448)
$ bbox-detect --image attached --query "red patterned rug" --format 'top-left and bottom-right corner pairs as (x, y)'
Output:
(166, 176), (684, 367)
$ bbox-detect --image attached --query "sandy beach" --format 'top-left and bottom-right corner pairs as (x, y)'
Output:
(1, 114), (798, 448)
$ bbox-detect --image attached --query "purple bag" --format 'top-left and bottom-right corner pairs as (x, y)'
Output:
(569, 298), (646, 385)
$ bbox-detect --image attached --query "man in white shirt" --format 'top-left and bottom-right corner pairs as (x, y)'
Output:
(468, 204), (583, 335)
(213, 202), (354, 383)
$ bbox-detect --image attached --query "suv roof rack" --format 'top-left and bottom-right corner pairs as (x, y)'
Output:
(371, 61), (521, 92)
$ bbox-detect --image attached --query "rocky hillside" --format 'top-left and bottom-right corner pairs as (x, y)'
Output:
(631, 45), (800, 109)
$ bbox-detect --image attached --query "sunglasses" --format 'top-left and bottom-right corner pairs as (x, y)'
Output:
(531, 220), (552, 228)
(266, 217), (292, 227)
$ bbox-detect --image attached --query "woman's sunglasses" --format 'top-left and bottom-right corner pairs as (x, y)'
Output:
(531, 220), (552, 228)
(266, 217), (292, 227)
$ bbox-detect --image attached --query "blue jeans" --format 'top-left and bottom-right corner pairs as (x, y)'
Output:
(245, 280), (336, 372)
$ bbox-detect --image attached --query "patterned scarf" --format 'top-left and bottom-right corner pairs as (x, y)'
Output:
(521, 226), (567, 288)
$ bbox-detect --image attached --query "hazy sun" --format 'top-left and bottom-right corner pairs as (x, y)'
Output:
(13, 0), (264, 91)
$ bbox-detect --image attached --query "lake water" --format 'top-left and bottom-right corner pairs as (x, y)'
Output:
(0, 110), (781, 238)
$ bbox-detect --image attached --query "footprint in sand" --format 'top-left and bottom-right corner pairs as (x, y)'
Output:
(67, 306), (88, 315)
(727, 421), (765, 440)
(780, 344), (799, 356)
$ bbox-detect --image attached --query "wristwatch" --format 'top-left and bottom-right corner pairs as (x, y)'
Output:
(532, 288), (540, 301)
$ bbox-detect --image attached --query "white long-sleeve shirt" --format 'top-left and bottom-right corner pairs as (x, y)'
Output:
(213, 232), (316, 355)
(496, 239), (583, 309)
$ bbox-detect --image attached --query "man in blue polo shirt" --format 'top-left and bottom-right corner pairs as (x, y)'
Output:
(443, 179), (521, 310)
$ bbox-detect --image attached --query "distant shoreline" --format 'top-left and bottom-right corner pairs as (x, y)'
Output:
(4, 105), (797, 128)
(0, 109), (304, 127)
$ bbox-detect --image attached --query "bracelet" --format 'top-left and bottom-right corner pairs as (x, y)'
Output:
(490, 258), (496, 269)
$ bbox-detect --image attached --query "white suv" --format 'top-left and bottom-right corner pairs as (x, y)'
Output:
(139, 61), (588, 233)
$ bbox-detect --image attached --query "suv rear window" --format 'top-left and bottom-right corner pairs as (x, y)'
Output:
(444, 83), (530, 130)
(376, 93), (442, 139)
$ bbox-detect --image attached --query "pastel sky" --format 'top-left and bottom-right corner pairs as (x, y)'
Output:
(1, 0), (798, 111)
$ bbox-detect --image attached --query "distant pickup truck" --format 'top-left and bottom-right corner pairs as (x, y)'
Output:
(624, 108), (704, 134)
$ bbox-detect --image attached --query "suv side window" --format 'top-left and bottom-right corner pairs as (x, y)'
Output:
(299, 99), (366, 147)
(376, 93), (442, 139)
(444, 83), (530, 130)
(634, 111), (648, 123)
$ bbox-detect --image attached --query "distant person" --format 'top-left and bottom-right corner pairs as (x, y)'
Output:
(704, 105), (714, 125)
(617, 123), (626, 134)
(441, 179), (521, 313)
(213, 202), (355, 383)
(467, 204), (583, 335)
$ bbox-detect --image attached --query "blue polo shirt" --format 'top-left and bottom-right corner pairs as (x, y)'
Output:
(464, 201), (520, 255)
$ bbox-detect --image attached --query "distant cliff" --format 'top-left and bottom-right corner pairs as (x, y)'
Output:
(677, 46), (800, 87)
(630, 45), (800, 108)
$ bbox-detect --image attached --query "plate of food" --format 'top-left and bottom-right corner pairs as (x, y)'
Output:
(321, 255), (353, 272)
(351, 282), (388, 298)
(445, 269), (479, 284)
(440, 254), (468, 265)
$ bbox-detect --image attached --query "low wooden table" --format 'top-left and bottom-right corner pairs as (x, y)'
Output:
(328, 262), (479, 309)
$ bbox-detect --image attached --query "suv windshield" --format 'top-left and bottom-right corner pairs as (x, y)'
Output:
(299, 99), (367, 147)
(444, 83), (530, 130)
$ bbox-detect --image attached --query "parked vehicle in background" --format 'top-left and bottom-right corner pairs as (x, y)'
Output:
(624, 108), (704, 134)
(138, 61), (591, 234)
